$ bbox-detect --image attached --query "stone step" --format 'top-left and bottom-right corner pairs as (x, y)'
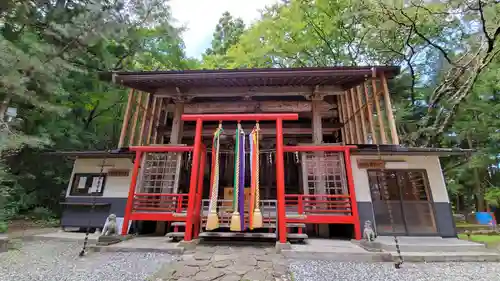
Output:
(380, 242), (489, 252)
(202, 223), (277, 228)
(281, 250), (392, 262)
(166, 232), (185, 238)
(387, 251), (500, 262)
(287, 233), (308, 240)
(286, 223), (306, 228)
(199, 232), (276, 239)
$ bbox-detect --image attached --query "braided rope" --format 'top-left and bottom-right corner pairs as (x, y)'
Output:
(252, 123), (263, 228)
(230, 123), (241, 231)
(206, 125), (222, 230)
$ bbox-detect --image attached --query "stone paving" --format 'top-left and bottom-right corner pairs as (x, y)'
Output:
(150, 243), (290, 281)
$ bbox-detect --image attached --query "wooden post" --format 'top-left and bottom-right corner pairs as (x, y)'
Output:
(363, 81), (377, 144)
(344, 91), (355, 144)
(152, 98), (165, 143)
(348, 89), (361, 144)
(118, 89), (135, 148)
(311, 94), (329, 238)
(147, 97), (158, 144)
(340, 95), (351, 144)
(380, 72), (399, 145)
(371, 74), (387, 144)
(356, 86), (367, 143)
(337, 96), (346, 145)
(138, 93), (151, 145)
(129, 91), (143, 146)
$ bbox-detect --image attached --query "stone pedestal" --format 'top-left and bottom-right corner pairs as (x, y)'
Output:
(275, 241), (292, 253)
(97, 235), (124, 246)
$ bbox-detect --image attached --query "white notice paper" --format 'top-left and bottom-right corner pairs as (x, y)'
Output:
(77, 177), (86, 189)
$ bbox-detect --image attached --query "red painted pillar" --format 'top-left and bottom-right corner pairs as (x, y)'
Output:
(184, 118), (203, 241)
(275, 118), (287, 243)
(343, 148), (361, 240)
(193, 147), (206, 239)
(122, 151), (142, 235)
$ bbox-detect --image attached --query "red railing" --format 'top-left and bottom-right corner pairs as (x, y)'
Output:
(282, 145), (361, 240)
(132, 193), (188, 213)
(122, 145), (197, 234)
(285, 194), (353, 215)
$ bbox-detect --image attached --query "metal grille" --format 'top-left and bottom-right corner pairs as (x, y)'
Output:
(301, 151), (348, 195)
(137, 152), (182, 194)
(201, 199), (277, 229)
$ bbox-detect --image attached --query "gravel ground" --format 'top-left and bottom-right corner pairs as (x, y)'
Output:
(0, 240), (174, 281)
(289, 260), (500, 281)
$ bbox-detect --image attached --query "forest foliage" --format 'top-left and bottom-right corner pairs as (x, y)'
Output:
(0, 0), (499, 231)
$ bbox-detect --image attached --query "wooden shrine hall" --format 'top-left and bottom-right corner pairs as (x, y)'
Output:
(57, 66), (460, 244)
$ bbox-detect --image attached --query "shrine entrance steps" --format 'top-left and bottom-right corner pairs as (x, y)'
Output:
(281, 237), (500, 262)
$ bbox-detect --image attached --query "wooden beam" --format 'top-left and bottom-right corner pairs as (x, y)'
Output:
(363, 81), (377, 144)
(138, 93), (151, 145)
(349, 88), (361, 144)
(156, 85), (342, 98)
(372, 75), (387, 144)
(181, 100), (336, 115)
(152, 98), (164, 144)
(337, 96), (346, 145)
(344, 91), (354, 144)
(340, 95), (351, 144)
(118, 89), (134, 148)
(380, 72), (399, 145)
(356, 86), (368, 143)
(146, 97), (158, 145)
(128, 91), (142, 146)
(178, 127), (340, 138)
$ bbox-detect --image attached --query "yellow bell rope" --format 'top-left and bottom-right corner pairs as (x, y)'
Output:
(206, 123), (223, 230)
(230, 123), (242, 231)
(252, 122), (263, 228)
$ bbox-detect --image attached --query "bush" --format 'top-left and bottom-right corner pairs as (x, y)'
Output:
(0, 221), (7, 233)
(30, 207), (56, 221)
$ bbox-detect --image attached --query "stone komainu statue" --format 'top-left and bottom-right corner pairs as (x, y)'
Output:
(102, 214), (119, 236)
(363, 220), (376, 242)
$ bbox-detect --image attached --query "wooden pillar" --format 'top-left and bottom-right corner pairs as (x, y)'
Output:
(340, 95), (351, 144)
(128, 91), (143, 146)
(371, 74), (387, 144)
(337, 96), (346, 145)
(344, 91), (355, 144)
(380, 72), (399, 145)
(147, 97), (159, 144)
(118, 89), (135, 148)
(363, 81), (377, 144)
(169, 101), (185, 144)
(350, 88), (362, 144)
(356, 86), (367, 143)
(311, 93), (329, 238)
(138, 93), (152, 145)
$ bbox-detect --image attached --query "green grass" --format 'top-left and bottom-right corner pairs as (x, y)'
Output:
(458, 234), (500, 245)
(455, 222), (488, 228)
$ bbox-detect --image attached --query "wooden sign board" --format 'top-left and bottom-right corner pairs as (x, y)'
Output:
(357, 159), (386, 169)
(223, 187), (251, 210)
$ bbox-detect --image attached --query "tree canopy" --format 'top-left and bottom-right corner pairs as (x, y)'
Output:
(0, 0), (499, 230)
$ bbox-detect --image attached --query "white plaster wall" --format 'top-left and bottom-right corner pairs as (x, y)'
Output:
(351, 155), (450, 203)
(65, 158), (133, 198)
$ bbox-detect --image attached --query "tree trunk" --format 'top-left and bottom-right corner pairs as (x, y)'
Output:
(467, 132), (484, 211)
